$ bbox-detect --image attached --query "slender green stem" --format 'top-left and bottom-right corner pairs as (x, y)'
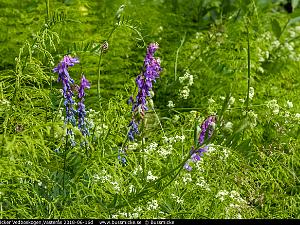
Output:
(246, 26), (251, 115)
(97, 51), (103, 106)
(279, 19), (289, 40)
(174, 33), (186, 81)
(142, 137), (145, 182)
(62, 131), (69, 196)
(45, 0), (50, 20)
(97, 25), (118, 107)
(151, 106), (165, 137)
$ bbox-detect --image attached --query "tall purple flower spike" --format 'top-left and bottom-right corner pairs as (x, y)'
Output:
(132, 43), (162, 117)
(53, 55), (79, 126)
(78, 75), (90, 136)
(128, 43), (162, 141)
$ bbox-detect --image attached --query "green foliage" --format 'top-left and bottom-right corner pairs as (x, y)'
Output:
(0, 0), (299, 219)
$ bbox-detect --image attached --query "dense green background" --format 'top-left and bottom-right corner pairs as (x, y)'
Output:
(0, 0), (299, 219)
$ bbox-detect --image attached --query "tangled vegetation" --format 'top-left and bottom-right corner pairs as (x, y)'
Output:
(0, 0), (299, 219)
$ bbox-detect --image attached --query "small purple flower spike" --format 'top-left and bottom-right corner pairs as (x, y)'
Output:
(185, 115), (216, 171)
(199, 115), (216, 145)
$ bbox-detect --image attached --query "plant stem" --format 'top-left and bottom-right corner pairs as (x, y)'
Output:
(151, 106), (165, 137)
(62, 131), (69, 197)
(45, 0), (50, 20)
(246, 26), (251, 115)
(174, 33), (186, 81)
(97, 25), (118, 107)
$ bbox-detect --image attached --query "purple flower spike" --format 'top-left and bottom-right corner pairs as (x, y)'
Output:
(78, 75), (90, 136)
(133, 43), (162, 116)
(184, 131), (209, 171)
(78, 75), (91, 99)
(53, 55), (79, 84)
(199, 115), (216, 145)
(53, 55), (79, 127)
(128, 43), (162, 141)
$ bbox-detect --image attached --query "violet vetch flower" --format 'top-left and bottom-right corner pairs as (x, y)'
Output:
(184, 116), (216, 171)
(191, 146), (207, 162)
(128, 120), (139, 141)
(118, 148), (127, 165)
(184, 146), (208, 172)
(128, 43), (162, 141)
(133, 43), (162, 116)
(199, 115), (216, 145)
(78, 75), (91, 136)
(184, 163), (192, 172)
(53, 55), (79, 126)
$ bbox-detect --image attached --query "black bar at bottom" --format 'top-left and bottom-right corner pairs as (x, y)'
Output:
(0, 219), (298, 225)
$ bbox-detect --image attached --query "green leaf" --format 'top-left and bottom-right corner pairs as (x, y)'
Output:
(271, 19), (281, 39)
(292, 0), (300, 10)
(291, 8), (300, 18)
(288, 16), (300, 26)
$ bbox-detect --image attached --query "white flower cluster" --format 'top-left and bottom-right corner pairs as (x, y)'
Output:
(179, 71), (194, 99)
(157, 145), (173, 158)
(128, 142), (139, 151)
(188, 110), (199, 122)
(93, 169), (112, 183)
(216, 190), (247, 204)
(266, 99), (280, 115)
(179, 86), (190, 99)
(111, 181), (121, 192)
(132, 165), (143, 175)
(85, 109), (108, 137)
(93, 169), (121, 192)
(195, 177), (211, 191)
(216, 190), (248, 218)
(216, 190), (229, 202)
(179, 71), (194, 86)
(242, 110), (258, 128)
(286, 100), (293, 109)
(249, 87), (255, 100)
(206, 145), (216, 154)
(146, 170), (158, 181)
(167, 100), (175, 108)
(147, 199), (159, 210)
(171, 194), (184, 204)
(144, 142), (158, 154)
(257, 27), (300, 67)
(162, 135), (185, 144)
(182, 173), (192, 185)
(128, 184), (136, 193)
(228, 96), (235, 106)
(57, 107), (65, 121)
(221, 148), (230, 160)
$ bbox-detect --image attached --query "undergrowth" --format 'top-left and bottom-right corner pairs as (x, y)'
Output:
(0, 0), (299, 219)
